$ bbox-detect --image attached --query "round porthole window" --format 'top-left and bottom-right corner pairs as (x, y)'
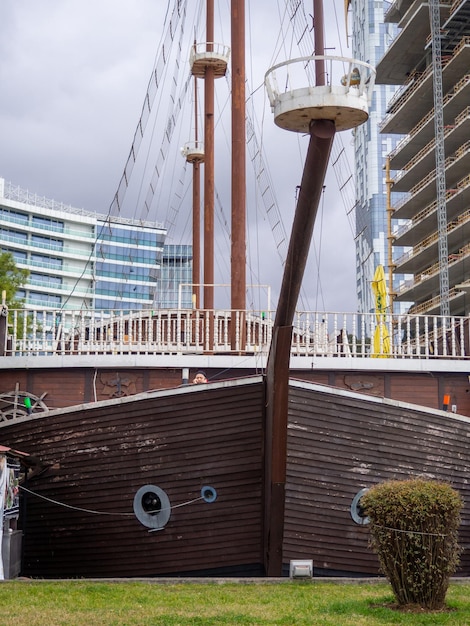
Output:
(350, 487), (370, 525)
(133, 485), (171, 530)
(201, 485), (217, 503)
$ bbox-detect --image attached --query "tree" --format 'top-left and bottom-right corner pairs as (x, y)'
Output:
(0, 251), (29, 307)
(0, 252), (30, 341)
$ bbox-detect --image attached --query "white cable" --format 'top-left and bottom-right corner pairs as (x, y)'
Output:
(20, 485), (204, 518)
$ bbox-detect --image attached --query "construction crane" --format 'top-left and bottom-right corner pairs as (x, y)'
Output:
(429, 0), (450, 316)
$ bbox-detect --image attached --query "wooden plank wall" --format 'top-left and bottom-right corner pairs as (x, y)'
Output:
(0, 368), (258, 410)
(2, 368), (470, 415)
(0, 379), (265, 578)
(284, 383), (470, 576)
(301, 370), (470, 416)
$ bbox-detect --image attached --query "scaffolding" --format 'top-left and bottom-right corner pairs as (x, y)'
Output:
(429, 0), (450, 315)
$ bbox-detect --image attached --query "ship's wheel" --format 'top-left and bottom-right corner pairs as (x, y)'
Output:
(0, 383), (48, 422)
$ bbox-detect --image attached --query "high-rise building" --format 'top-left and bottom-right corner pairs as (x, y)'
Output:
(351, 0), (404, 313)
(376, 0), (470, 316)
(0, 177), (166, 311)
(154, 244), (193, 309)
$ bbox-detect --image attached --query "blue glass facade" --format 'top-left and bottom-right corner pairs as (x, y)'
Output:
(155, 244), (193, 309)
(352, 0), (404, 313)
(93, 221), (165, 310)
(0, 178), (167, 311)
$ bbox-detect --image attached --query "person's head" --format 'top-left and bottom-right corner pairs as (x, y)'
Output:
(193, 370), (208, 384)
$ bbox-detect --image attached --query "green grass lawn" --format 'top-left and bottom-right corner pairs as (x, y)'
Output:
(0, 580), (469, 626)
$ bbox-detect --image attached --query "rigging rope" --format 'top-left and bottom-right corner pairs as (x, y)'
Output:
(58, 0), (188, 310)
(246, 116), (288, 266)
(66, 0), (356, 312)
(142, 20), (191, 225)
(144, 75), (192, 234)
(110, 1), (187, 218)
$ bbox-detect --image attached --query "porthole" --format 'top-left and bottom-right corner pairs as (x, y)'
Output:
(350, 487), (370, 525)
(133, 485), (171, 530)
(201, 485), (217, 503)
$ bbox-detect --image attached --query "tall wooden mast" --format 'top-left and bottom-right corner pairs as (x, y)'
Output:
(189, 1), (229, 346)
(204, 0), (215, 323)
(192, 76), (202, 309)
(231, 0), (246, 348)
(182, 72), (204, 310)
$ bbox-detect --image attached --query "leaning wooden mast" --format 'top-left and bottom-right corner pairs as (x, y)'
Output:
(263, 0), (375, 575)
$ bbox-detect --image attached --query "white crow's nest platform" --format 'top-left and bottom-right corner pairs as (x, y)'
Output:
(265, 55), (376, 133)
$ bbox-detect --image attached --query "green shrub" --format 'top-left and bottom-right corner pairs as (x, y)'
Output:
(361, 478), (462, 610)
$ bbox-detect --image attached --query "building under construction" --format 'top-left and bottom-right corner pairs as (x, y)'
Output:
(376, 0), (470, 316)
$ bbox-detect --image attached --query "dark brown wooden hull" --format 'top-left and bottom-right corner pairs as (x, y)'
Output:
(284, 381), (470, 576)
(2, 376), (470, 578)
(1, 378), (266, 577)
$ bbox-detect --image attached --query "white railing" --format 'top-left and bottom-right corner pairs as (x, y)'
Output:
(264, 55), (376, 110)
(2, 308), (470, 360)
(2, 179), (163, 229)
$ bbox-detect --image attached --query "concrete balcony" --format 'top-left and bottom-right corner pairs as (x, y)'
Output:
(384, 0), (416, 23)
(376, 1), (452, 86)
(395, 208), (470, 273)
(394, 174), (470, 245)
(380, 38), (470, 134)
(391, 107), (470, 187)
(395, 242), (470, 303)
(392, 142), (470, 219)
(407, 287), (466, 315)
(393, 137), (470, 195)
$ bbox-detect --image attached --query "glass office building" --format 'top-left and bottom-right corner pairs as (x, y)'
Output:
(154, 244), (193, 309)
(0, 177), (166, 311)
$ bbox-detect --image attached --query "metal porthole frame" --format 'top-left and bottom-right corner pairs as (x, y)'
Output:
(201, 485), (217, 503)
(133, 484), (171, 530)
(350, 487), (370, 525)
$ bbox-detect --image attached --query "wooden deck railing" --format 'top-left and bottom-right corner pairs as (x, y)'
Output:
(2, 308), (470, 360)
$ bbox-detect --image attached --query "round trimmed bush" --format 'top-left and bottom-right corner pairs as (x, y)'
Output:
(362, 478), (462, 610)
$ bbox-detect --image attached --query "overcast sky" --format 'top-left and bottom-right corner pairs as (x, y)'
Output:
(0, 0), (359, 313)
